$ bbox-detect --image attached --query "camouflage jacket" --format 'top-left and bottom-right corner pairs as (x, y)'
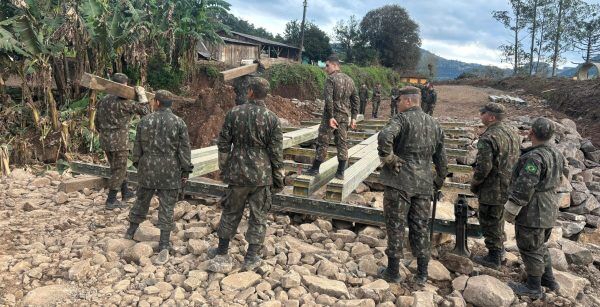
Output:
(233, 75), (250, 106)
(471, 122), (520, 205)
(95, 95), (149, 151)
(359, 87), (369, 101)
(323, 71), (359, 122)
(510, 143), (566, 228)
(390, 87), (400, 101)
(218, 100), (283, 186)
(372, 86), (382, 98)
(377, 106), (448, 195)
(133, 108), (193, 189)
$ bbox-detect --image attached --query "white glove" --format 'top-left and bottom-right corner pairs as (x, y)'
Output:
(135, 86), (148, 103)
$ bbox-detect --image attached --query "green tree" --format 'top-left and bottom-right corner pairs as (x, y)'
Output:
(572, 2), (600, 63)
(542, 0), (581, 76)
(283, 20), (332, 62)
(333, 15), (360, 63)
(493, 0), (528, 75)
(359, 5), (421, 72)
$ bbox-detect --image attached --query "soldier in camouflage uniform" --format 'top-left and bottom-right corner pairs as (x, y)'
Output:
(372, 83), (382, 118)
(471, 103), (520, 269)
(377, 86), (448, 285)
(124, 90), (193, 262)
(233, 75), (250, 106)
(390, 85), (400, 117)
(305, 55), (359, 180)
(359, 84), (369, 115)
(505, 117), (566, 299)
(420, 83), (437, 116)
(94, 73), (150, 209)
(209, 77), (284, 271)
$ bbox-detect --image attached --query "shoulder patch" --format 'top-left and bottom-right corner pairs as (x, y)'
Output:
(524, 161), (538, 174)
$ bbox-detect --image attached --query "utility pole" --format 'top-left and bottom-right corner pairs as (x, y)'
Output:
(298, 0), (307, 63)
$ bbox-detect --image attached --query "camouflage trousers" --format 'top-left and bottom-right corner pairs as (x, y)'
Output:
(372, 98), (381, 118)
(383, 186), (431, 260)
(106, 150), (128, 190)
(516, 225), (553, 277)
(217, 185), (271, 245)
(359, 99), (367, 115)
(478, 203), (505, 251)
(129, 188), (178, 231)
(422, 102), (436, 116)
(315, 120), (348, 162)
(391, 99), (399, 117)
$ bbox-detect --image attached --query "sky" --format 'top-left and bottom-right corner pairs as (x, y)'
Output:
(227, 0), (594, 69)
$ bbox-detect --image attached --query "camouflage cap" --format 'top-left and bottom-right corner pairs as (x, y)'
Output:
(531, 117), (555, 141)
(398, 86), (421, 95)
(154, 90), (174, 104)
(247, 77), (270, 99)
(479, 102), (506, 115)
(112, 73), (129, 84)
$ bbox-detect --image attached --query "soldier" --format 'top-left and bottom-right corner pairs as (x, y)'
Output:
(372, 83), (382, 118)
(390, 84), (400, 117)
(233, 75), (250, 106)
(471, 103), (520, 269)
(124, 90), (193, 263)
(505, 117), (565, 299)
(209, 77), (284, 271)
(421, 83), (437, 116)
(94, 73), (149, 210)
(359, 84), (369, 115)
(377, 86), (448, 285)
(305, 55), (359, 180)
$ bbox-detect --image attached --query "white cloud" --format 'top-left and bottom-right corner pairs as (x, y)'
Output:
(422, 39), (512, 68)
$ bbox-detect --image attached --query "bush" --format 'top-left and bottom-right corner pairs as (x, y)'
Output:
(147, 56), (185, 93)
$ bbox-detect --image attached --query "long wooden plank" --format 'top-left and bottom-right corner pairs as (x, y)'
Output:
(80, 72), (155, 101)
(58, 176), (106, 193)
(293, 134), (378, 197)
(221, 64), (260, 81)
(325, 143), (380, 202)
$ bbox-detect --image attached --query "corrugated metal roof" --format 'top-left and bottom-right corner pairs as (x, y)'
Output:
(221, 36), (259, 46)
(230, 31), (300, 50)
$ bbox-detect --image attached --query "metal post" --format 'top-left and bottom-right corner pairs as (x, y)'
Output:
(452, 194), (471, 257)
(298, 0), (307, 63)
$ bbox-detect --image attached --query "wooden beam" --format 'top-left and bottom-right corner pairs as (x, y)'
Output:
(80, 72), (155, 101)
(221, 64), (259, 81)
(325, 143), (380, 202)
(58, 176), (106, 193)
(293, 134), (378, 197)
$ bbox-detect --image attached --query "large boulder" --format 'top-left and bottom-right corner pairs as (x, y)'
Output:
(302, 275), (350, 298)
(440, 253), (473, 275)
(22, 285), (77, 306)
(221, 272), (261, 291)
(559, 239), (593, 266)
(463, 275), (515, 307)
(555, 270), (590, 300)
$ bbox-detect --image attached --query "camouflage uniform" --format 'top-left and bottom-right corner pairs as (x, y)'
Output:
(510, 143), (565, 277)
(315, 71), (359, 162)
(95, 95), (149, 190)
(359, 86), (369, 115)
(378, 105), (448, 262)
(471, 119), (520, 251)
(216, 99), (283, 245)
(372, 85), (382, 118)
(128, 107), (193, 231)
(390, 86), (400, 117)
(233, 75), (250, 106)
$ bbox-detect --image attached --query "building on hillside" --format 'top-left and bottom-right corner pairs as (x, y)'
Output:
(196, 37), (260, 67)
(398, 73), (429, 85)
(225, 31), (300, 65)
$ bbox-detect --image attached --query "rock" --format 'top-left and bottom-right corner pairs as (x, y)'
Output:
(440, 253), (473, 275)
(302, 275), (350, 298)
(397, 296), (414, 306)
(350, 243), (372, 258)
(555, 270), (590, 300)
(54, 191), (69, 204)
(558, 211), (586, 222)
(358, 255), (379, 276)
(282, 271), (302, 289)
(558, 193), (571, 208)
(548, 248), (569, 271)
(462, 275), (514, 307)
(299, 223), (320, 237)
(31, 177), (51, 187)
(315, 219), (333, 232)
(260, 301), (282, 307)
(284, 236), (327, 255)
(317, 259), (338, 277)
(316, 294), (336, 306)
(333, 299), (376, 307)
(358, 226), (384, 238)
(452, 275), (469, 292)
(122, 243), (153, 264)
(221, 271), (261, 291)
(184, 227), (211, 240)
(187, 239), (209, 255)
(171, 287), (186, 301)
(113, 279), (130, 291)
(68, 259), (91, 281)
(559, 239), (593, 266)
(412, 291), (435, 307)
(133, 227), (160, 242)
(409, 260), (451, 281)
(331, 230), (357, 243)
(206, 255), (234, 273)
(557, 220), (586, 237)
(359, 279), (389, 298)
(565, 193), (599, 214)
(105, 238), (136, 254)
(22, 285), (76, 306)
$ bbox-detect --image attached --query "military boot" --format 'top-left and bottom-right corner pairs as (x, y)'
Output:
(242, 244), (262, 271)
(473, 248), (501, 270)
(541, 262), (560, 291)
(155, 230), (171, 265)
(106, 190), (125, 210)
(413, 257), (429, 286)
(511, 276), (543, 300)
(377, 257), (403, 283)
(124, 222), (139, 240)
(121, 181), (135, 201)
(207, 238), (230, 259)
(335, 160), (347, 180)
(304, 159), (322, 176)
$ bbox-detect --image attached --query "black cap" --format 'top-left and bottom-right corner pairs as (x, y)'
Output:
(531, 117), (555, 141)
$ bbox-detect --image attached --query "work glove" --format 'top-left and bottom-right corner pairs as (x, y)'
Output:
(380, 154), (405, 174)
(433, 176), (444, 192)
(503, 200), (521, 224)
(135, 86), (148, 103)
(218, 152), (229, 172)
(271, 169), (285, 194)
